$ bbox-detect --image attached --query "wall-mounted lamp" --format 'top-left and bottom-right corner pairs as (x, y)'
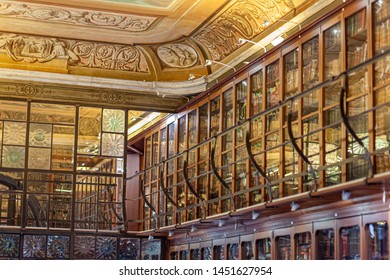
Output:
(218, 219), (226, 227)
(148, 235), (154, 240)
(190, 225), (196, 233)
(238, 38), (267, 53)
(342, 190), (351, 201)
(290, 202), (300, 212)
(205, 59), (236, 72)
(251, 211), (260, 220)
(188, 73), (206, 80)
(168, 230), (174, 237)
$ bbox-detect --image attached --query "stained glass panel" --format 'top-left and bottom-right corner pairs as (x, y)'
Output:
(141, 239), (161, 260)
(0, 234), (20, 258)
(103, 109), (125, 133)
(96, 236), (117, 260)
(78, 107), (101, 155)
(23, 235), (46, 258)
(31, 103), (75, 124)
(2, 146), (25, 168)
(102, 133), (124, 157)
(28, 148), (51, 170)
(119, 238), (140, 260)
(29, 123), (52, 147)
(74, 236), (95, 259)
(47, 235), (70, 259)
(3, 122), (26, 145)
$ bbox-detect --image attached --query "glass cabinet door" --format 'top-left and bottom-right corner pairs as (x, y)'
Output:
(198, 103), (209, 215)
(213, 245), (225, 260)
(250, 70), (263, 139)
(302, 36), (319, 115)
(187, 110), (197, 221)
(374, 0), (390, 173)
(266, 61), (280, 132)
(316, 228), (334, 260)
(235, 80), (247, 145)
(367, 221), (388, 260)
(295, 232), (312, 260)
(241, 241), (253, 260)
(284, 48), (299, 122)
(159, 128), (166, 227)
(346, 9), (369, 181)
(324, 23), (342, 107)
(340, 225), (360, 260)
(177, 116), (187, 223)
(221, 89), (233, 213)
(256, 238), (271, 260)
(165, 123), (175, 226)
(276, 235), (291, 260)
(210, 96), (220, 215)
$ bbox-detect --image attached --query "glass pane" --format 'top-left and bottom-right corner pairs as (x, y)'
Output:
(29, 123), (52, 147)
(96, 236), (117, 260)
(2, 146), (25, 169)
(242, 241), (253, 260)
(28, 148), (51, 170)
(302, 36), (319, 115)
(74, 236), (95, 259)
(256, 238), (271, 260)
(0, 234), (20, 258)
(188, 110), (197, 165)
(324, 108), (342, 186)
(374, 0), (390, 86)
(52, 125), (75, 171)
(340, 225), (360, 260)
(266, 60), (280, 132)
(31, 103), (75, 124)
(276, 235), (291, 260)
(375, 86), (390, 173)
(367, 221), (388, 260)
(23, 235), (46, 259)
(160, 127), (167, 162)
(284, 48), (299, 122)
(316, 228), (334, 260)
(0, 101), (27, 121)
(227, 243), (239, 260)
(236, 80), (247, 145)
(178, 116), (186, 169)
(102, 109), (125, 133)
(284, 125), (299, 196)
(3, 122), (26, 146)
(78, 107), (101, 155)
(47, 235), (70, 259)
(222, 89), (233, 152)
(119, 238), (140, 260)
(151, 132), (158, 181)
(202, 247), (212, 260)
(251, 70), (263, 138)
(213, 245), (224, 260)
(303, 115), (320, 191)
(324, 23), (342, 107)
(266, 132), (280, 198)
(199, 103), (209, 161)
(295, 232), (312, 260)
(190, 248), (200, 260)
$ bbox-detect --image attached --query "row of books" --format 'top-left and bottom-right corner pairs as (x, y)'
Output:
(375, 20), (390, 51)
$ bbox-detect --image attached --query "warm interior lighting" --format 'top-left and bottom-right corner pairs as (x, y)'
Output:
(168, 230), (174, 237)
(205, 59), (236, 72)
(271, 35), (284, 46)
(128, 112), (161, 135)
(238, 38), (267, 53)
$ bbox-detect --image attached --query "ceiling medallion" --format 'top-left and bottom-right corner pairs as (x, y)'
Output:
(157, 43), (198, 68)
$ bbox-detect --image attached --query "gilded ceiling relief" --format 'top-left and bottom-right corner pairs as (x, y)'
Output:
(100, 0), (176, 9)
(0, 32), (149, 73)
(0, 1), (156, 31)
(157, 43), (198, 68)
(194, 0), (296, 61)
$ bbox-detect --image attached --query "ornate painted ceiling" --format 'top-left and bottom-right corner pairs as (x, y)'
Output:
(0, 0), (338, 111)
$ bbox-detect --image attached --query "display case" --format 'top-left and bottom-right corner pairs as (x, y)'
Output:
(340, 225), (360, 260)
(256, 237), (271, 260)
(295, 232), (312, 260)
(276, 235), (291, 260)
(366, 221), (388, 260)
(316, 228), (335, 260)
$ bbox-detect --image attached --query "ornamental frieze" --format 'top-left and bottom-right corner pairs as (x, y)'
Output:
(0, 32), (149, 73)
(193, 0), (296, 61)
(157, 43), (198, 68)
(0, 1), (156, 32)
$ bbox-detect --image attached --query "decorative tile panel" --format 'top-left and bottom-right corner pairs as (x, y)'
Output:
(74, 236), (95, 259)
(47, 235), (70, 259)
(0, 234), (20, 258)
(23, 235), (46, 258)
(96, 236), (117, 260)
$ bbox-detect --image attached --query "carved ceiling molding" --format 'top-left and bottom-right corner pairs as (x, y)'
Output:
(0, 32), (149, 73)
(193, 0), (303, 61)
(0, 1), (157, 32)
